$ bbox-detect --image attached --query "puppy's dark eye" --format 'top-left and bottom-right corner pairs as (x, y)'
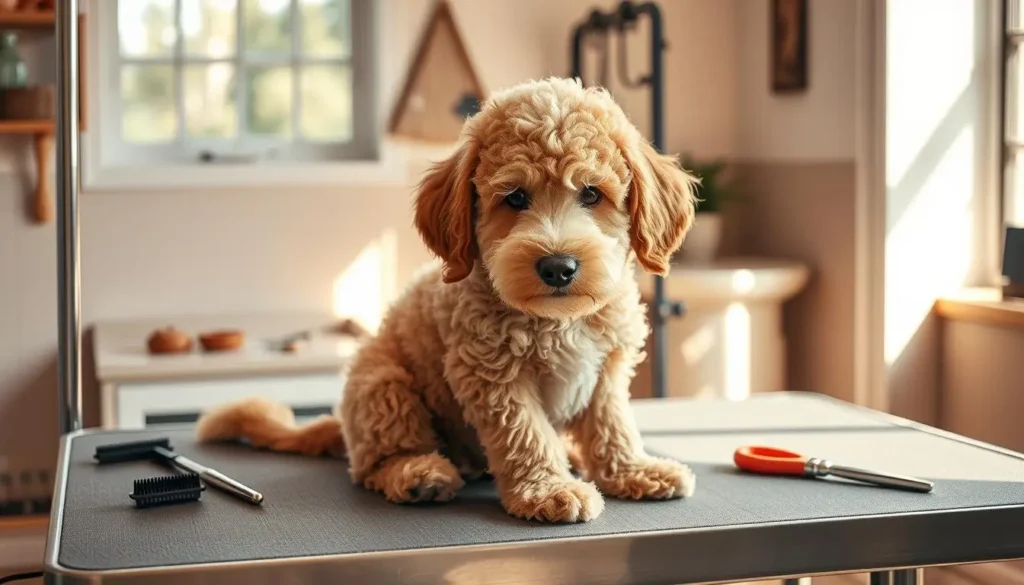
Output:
(580, 186), (603, 206)
(504, 188), (530, 211)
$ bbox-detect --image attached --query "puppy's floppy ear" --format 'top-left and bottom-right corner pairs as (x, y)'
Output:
(623, 139), (699, 275)
(414, 139), (479, 283)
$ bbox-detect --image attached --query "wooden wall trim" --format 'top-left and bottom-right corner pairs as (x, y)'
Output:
(853, 0), (888, 411)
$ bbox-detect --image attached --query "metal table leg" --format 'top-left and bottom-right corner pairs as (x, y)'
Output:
(871, 568), (924, 584)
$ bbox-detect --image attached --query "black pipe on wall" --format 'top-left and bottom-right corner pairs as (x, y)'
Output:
(569, 1), (684, 400)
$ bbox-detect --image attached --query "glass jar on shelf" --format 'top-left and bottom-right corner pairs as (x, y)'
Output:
(0, 30), (27, 90)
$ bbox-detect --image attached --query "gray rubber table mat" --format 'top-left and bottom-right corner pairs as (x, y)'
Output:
(629, 392), (896, 434)
(57, 426), (1024, 571)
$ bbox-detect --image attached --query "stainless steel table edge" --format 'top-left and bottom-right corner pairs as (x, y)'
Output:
(42, 504), (1024, 585)
(44, 395), (1024, 585)
(43, 431), (1024, 585)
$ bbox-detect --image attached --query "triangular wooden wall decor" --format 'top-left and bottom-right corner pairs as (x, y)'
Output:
(387, 0), (486, 144)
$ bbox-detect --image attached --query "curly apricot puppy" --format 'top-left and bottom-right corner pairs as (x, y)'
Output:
(196, 77), (699, 523)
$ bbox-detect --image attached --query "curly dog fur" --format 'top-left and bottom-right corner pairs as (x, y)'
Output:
(196, 77), (700, 523)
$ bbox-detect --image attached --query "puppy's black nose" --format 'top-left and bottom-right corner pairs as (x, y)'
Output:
(536, 255), (579, 288)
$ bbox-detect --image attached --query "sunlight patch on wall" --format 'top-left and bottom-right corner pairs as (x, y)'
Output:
(332, 229), (399, 334)
(884, 126), (975, 364)
(885, 0), (975, 187)
(723, 302), (751, 401)
(884, 0), (981, 367)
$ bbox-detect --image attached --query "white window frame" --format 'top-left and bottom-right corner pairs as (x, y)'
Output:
(1003, 1), (1023, 231)
(82, 0), (408, 191)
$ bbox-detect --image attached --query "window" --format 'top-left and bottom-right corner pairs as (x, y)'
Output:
(103, 0), (376, 169)
(1003, 0), (1024, 228)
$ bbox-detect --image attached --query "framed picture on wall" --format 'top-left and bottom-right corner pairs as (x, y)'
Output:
(771, 0), (808, 93)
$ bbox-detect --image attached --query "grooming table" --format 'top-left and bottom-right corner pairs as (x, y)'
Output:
(43, 392), (1024, 584)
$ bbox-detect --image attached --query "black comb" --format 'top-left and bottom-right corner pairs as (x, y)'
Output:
(94, 438), (172, 464)
(129, 473), (205, 508)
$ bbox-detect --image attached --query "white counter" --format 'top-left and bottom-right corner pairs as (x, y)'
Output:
(635, 256), (810, 304)
(94, 312), (360, 384)
(93, 313), (360, 429)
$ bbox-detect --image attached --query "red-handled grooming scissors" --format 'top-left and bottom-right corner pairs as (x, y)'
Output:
(733, 446), (934, 493)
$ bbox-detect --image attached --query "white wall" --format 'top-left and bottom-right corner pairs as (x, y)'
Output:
(728, 0), (861, 402)
(883, 0), (1000, 420)
(735, 0), (857, 162)
(76, 0), (742, 322)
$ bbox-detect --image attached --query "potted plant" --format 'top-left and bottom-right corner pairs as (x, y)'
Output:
(677, 155), (736, 263)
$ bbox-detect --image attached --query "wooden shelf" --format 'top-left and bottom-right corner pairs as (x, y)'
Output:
(0, 119), (53, 222)
(0, 10), (54, 27)
(0, 119), (53, 134)
(0, 514), (49, 532)
(935, 288), (1024, 329)
(0, 10), (83, 225)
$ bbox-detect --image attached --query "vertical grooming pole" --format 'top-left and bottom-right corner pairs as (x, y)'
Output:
(637, 1), (686, 400)
(56, 0), (82, 435)
(570, 1), (683, 399)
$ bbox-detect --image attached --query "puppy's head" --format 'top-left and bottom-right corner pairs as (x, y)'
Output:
(414, 77), (698, 319)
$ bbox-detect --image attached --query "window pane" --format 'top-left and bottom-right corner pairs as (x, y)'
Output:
(1008, 153), (1024, 227)
(243, 0), (293, 55)
(185, 64), (238, 138)
(1010, 44), (1024, 142)
(1011, 4), (1024, 227)
(118, 0), (176, 57)
(183, 0), (238, 58)
(301, 65), (352, 141)
(1011, 0), (1024, 31)
(246, 67), (292, 136)
(121, 65), (177, 143)
(300, 0), (350, 58)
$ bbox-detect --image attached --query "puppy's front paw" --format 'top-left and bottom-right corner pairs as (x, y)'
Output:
(504, 478), (605, 523)
(596, 456), (696, 500)
(371, 453), (465, 504)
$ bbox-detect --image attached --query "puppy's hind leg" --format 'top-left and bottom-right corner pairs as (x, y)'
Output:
(341, 344), (464, 504)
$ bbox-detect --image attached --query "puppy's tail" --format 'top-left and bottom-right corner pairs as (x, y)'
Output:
(195, 396), (346, 458)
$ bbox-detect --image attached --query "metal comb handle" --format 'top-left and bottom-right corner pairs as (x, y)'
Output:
(171, 455), (264, 505)
(805, 458), (934, 493)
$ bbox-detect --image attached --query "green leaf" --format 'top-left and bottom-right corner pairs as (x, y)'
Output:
(679, 153), (740, 213)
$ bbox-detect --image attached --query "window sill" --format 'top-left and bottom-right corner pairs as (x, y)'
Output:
(80, 141), (423, 193)
(934, 287), (1024, 329)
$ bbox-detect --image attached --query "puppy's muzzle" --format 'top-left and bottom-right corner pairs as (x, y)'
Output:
(535, 255), (580, 289)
